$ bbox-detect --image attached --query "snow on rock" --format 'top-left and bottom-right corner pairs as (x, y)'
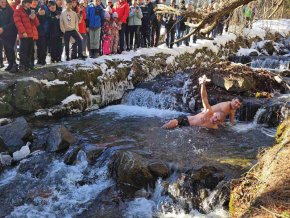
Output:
(62, 94), (83, 105)
(0, 153), (12, 166)
(166, 56), (175, 65)
(12, 143), (31, 161)
(253, 19), (290, 37)
(40, 79), (68, 87)
(237, 48), (260, 56)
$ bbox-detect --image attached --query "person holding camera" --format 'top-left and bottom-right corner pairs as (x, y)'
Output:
(13, 0), (39, 72)
(128, 0), (142, 50)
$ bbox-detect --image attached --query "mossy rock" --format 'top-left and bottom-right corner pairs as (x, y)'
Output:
(0, 101), (14, 118)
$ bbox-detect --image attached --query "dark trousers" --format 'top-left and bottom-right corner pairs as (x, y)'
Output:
(141, 24), (151, 47)
(166, 30), (175, 48)
(2, 35), (17, 66)
(36, 35), (47, 64)
(129, 25), (140, 49)
(0, 40), (3, 65)
(64, 30), (82, 58)
(151, 26), (160, 47)
(119, 23), (126, 52)
(20, 38), (34, 68)
(125, 23), (129, 50)
(50, 37), (63, 61)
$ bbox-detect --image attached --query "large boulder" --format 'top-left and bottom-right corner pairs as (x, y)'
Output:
(46, 125), (76, 152)
(0, 101), (14, 117)
(109, 150), (170, 190)
(167, 166), (225, 212)
(109, 151), (155, 189)
(0, 117), (32, 153)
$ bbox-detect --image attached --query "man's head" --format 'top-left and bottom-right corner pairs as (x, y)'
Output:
(145, 0), (150, 5)
(0, 0), (7, 8)
(95, 0), (100, 6)
(55, 0), (62, 7)
(31, 0), (38, 7)
(72, 0), (77, 7)
(22, 0), (32, 8)
(66, 0), (72, 9)
(210, 111), (225, 125)
(48, 0), (56, 11)
(231, 97), (243, 110)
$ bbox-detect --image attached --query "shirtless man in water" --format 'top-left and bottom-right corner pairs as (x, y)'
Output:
(211, 97), (243, 124)
(163, 78), (225, 129)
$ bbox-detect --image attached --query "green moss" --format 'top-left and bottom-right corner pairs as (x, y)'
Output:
(229, 191), (236, 216)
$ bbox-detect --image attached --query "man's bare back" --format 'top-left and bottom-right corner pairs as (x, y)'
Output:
(163, 77), (225, 129)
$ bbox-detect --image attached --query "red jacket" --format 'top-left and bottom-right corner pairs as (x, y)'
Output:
(13, 5), (39, 40)
(78, 9), (86, 34)
(113, 0), (129, 24)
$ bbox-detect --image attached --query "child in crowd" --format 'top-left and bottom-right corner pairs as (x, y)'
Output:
(13, 0), (40, 72)
(102, 11), (111, 55)
(60, 0), (86, 61)
(110, 12), (120, 54)
(86, 0), (104, 58)
(47, 0), (62, 62)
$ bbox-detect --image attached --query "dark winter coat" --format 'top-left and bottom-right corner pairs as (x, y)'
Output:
(13, 5), (40, 40)
(0, 5), (17, 39)
(31, 3), (49, 37)
(47, 10), (62, 39)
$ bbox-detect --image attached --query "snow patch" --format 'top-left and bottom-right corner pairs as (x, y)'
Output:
(62, 94), (83, 105)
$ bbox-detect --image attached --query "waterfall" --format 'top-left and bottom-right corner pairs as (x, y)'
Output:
(122, 88), (179, 110)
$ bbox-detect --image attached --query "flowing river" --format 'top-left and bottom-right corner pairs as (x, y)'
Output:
(0, 72), (277, 218)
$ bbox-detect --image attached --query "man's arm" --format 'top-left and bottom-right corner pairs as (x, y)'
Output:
(229, 110), (236, 124)
(201, 81), (212, 112)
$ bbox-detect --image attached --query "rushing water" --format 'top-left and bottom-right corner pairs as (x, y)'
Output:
(0, 71), (278, 217)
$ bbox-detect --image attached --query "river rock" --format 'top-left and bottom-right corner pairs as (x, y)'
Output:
(212, 73), (256, 92)
(46, 125), (76, 152)
(148, 161), (170, 178)
(0, 117), (32, 153)
(0, 153), (12, 167)
(109, 150), (154, 189)
(12, 143), (31, 161)
(63, 144), (81, 165)
(18, 151), (52, 179)
(167, 166), (224, 211)
(0, 101), (14, 117)
(80, 143), (105, 163)
(76, 186), (124, 218)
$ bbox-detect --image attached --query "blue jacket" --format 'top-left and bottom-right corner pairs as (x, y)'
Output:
(86, 4), (104, 29)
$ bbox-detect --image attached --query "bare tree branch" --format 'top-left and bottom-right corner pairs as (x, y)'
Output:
(268, 0), (285, 19)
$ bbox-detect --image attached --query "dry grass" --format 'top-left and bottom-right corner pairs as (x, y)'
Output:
(230, 118), (290, 218)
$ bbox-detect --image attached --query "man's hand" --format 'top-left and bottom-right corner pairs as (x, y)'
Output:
(0, 28), (3, 34)
(23, 32), (28, 38)
(198, 74), (211, 85)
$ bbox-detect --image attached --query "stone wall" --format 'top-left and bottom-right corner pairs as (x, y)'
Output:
(0, 33), (284, 118)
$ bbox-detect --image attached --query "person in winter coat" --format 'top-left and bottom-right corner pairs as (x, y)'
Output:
(31, 0), (48, 65)
(128, 0), (142, 50)
(150, 12), (161, 47)
(60, 0), (86, 61)
(86, 0), (104, 58)
(112, 0), (129, 53)
(110, 11), (120, 54)
(165, 14), (176, 48)
(78, 0), (87, 56)
(0, 0), (18, 72)
(14, 0), (40, 72)
(176, 1), (186, 47)
(47, 0), (62, 62)
(71, 0), (84, 58)
(101, 11), (111, 55)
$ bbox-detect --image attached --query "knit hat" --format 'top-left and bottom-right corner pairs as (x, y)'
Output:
(112, 11), (118, 18)
(105, 11), (110, 19)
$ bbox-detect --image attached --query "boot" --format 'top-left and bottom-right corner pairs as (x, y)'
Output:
(5, 64), (13, 71)
(90, 49), (95, 58)
(92, 49), (99, 58)
(9, 64), (18, 73)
